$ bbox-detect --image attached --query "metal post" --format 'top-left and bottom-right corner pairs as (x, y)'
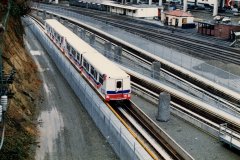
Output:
(57, 16), (61, 22)
(80, 29), (86, 40)
(49, 13), (53, 19)
(114, 46), (122, 64)
(159, 0), (162, 6)
(89, 34), (96, 46)
(149, 0), (152, 5)
(151, 61), (161, 80)
(42, 10), (46, 20)
(156, 92), (171, 122)
(63, 20), (68, 26)
(213, 0), (218, 16)
(183, 0), (187, 12)
(73, 25), (78, 34)
(104, 42), (111, 58)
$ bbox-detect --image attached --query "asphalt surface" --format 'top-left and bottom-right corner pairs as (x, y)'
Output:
(23, 20), (118, 160)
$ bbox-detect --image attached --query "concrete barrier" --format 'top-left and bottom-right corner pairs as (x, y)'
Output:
(24, 17), (153, 160)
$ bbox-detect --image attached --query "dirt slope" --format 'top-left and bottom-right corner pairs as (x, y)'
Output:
(0, 16), (41, 160)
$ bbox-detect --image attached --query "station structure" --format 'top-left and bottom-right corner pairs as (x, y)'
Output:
(102, 1), (159, 18)
(161, 10), (194, 27)
(67, 0), (226, 16)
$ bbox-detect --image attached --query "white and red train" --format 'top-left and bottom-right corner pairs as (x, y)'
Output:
(44, 19), (131, 101)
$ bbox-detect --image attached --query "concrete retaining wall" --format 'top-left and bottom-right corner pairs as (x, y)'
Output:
(24, 17), (153, 160)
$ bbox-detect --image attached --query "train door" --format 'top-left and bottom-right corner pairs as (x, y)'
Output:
(116, 79), (123, 94)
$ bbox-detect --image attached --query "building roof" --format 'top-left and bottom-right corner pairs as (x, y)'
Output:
(235, 32), (240, 36)
(165, 10), (193, 17)
(102, 1), (159, 10)
(102, 2), (138, 10)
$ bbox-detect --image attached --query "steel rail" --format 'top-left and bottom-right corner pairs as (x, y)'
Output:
(27, 15), (176, 160)
(129, 72), (240, 133)
(130, 81), (240, 144)
(61, 6), (240, 54)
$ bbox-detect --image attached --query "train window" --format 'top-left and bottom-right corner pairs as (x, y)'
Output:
(83, 59), (87, 68)
(94, 71), (98, 80)
(66, 43), (71, 53)
(57, 35), (60, 42)
(83, 59), (89, 71)
(99, 75), (103, 84)
(86, 63), (89, 71)
(90, 66), (95, 76)
(72, 49), (76, 57)
(59, 36), (62, 43)
(76, 53), (80, 61)
(116, 81), (122, 88)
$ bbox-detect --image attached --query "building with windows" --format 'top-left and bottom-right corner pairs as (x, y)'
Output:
(161, 10), (194, 27)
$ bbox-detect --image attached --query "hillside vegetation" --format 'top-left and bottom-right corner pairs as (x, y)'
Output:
(0, 1), (40, 159)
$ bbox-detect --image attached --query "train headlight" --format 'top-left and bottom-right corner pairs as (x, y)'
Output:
(106, 95), (110, 101)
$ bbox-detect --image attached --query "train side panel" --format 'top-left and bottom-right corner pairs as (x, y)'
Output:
(44, 19), (131, 101)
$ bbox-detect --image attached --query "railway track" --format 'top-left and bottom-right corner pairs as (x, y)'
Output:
(30, 6), (239, 120)
(29, 13), (240, 156)
(110, 100), (190, 160)
(30, 7), (240, 130)
(30, 6), (240, 108)
(58, 5), (240, 64)
(129, 72), (240, 134)
(27, 15), (194, 160)
(52, 4), (232, 45)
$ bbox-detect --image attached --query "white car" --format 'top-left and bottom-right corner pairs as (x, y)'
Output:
(222, 17), (231, 23)
(233, 12), (240, 16)
(232, 8), (238, 12)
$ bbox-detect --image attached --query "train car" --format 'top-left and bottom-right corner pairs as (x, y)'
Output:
(45, 19), (131, 101)
(191, 0), (240, 8)
(69, 0), (107, 11)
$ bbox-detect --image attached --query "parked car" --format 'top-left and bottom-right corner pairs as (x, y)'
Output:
(233, 12), (240, 16)
(222, 17), (231, 23)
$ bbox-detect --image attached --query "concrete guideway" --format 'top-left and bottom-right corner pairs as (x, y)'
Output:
(30, 6), (240, 105)
(22, 18), (118, 160)
(29, 6), (240, 152)
(24, 16), (155, 160)
(25, 13), (197, 159)
(123, 66), (240, 152)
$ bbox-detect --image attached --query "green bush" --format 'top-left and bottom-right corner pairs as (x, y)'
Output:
(10, 1), (30, 17)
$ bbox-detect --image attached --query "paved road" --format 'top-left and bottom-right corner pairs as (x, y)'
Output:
(23, 21), (118, 160)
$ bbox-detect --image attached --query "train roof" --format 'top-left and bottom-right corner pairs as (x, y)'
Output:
(45, 19), (129, 78)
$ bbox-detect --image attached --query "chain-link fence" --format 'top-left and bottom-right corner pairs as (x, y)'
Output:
(24, 17), (153, 160)
(32, 3), (240, 93)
